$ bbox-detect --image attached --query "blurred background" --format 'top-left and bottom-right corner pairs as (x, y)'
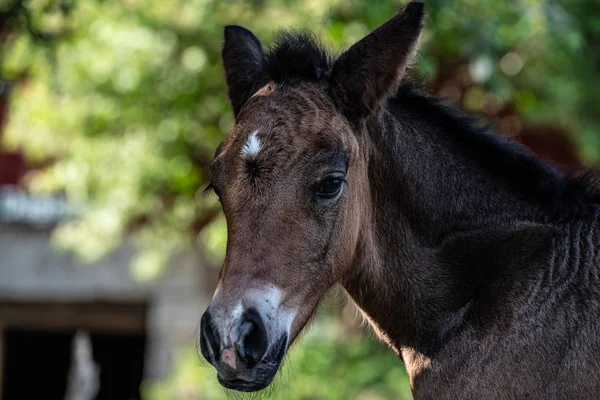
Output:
(0, 0), (598, 399)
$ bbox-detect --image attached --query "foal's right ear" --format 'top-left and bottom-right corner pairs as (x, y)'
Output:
(330, 1), (425, 120)
(222, 25), (268, 118)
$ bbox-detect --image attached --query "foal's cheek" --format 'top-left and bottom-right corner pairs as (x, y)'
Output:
(335, 185), (364, 273)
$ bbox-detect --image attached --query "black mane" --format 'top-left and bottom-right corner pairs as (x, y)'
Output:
(390, 84), (600, 211)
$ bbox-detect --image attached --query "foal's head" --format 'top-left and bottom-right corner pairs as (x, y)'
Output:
(200, 1), (425, 392)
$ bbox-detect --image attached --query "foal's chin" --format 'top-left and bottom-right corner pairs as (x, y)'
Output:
(214, 333), (288, 393)
(217, 370), (276, 393)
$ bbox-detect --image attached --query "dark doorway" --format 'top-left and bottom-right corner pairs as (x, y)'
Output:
(91, 332), (146, 400)
(2, 329), (72, 400)
(2, 328), (146, 400)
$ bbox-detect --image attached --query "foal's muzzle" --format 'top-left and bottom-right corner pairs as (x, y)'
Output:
(200, 308), (287, 392)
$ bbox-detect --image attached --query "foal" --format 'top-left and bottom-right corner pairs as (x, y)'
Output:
(200, 1), (600, 398)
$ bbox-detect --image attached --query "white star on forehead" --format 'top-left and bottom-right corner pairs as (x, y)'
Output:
(241, 130), (261, 158)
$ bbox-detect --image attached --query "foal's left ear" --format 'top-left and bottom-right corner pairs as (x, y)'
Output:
(222, 25), (268, 118)
(330, 1), (425, 119)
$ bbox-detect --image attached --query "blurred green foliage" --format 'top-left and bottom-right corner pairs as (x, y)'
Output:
(142, 314), (412, 400)
(2, 0), (599, 274)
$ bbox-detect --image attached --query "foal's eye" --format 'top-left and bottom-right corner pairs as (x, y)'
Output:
(316, 176), (344, 199)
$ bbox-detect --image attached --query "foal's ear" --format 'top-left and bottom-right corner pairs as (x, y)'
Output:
(330, 1), (425, 119)
(222, 25), (268, 118)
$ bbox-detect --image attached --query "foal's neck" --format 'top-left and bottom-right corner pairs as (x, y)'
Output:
(343, 91), (567, 363)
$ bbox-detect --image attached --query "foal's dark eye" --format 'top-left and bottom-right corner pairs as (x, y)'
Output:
(316, 177), (344, 199)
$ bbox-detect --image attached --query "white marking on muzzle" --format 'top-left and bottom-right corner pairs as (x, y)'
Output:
(243, 286), (295, 343)
(209, 285), (296, 353)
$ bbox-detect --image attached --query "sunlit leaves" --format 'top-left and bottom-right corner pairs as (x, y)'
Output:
(2, 0), (599, 277)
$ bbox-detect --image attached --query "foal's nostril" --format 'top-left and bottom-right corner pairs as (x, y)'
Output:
(235, 308), (268, 364)
(200, 312), (220, 364)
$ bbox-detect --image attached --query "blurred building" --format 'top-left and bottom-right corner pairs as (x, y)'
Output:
(0, 95), (215, 398)
(0, 195), (215, 399)
(0, 224), (214, 400)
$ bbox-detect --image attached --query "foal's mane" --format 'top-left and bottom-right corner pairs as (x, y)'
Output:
(390, 84), (600, 210)
(261, 31), (600, 211)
